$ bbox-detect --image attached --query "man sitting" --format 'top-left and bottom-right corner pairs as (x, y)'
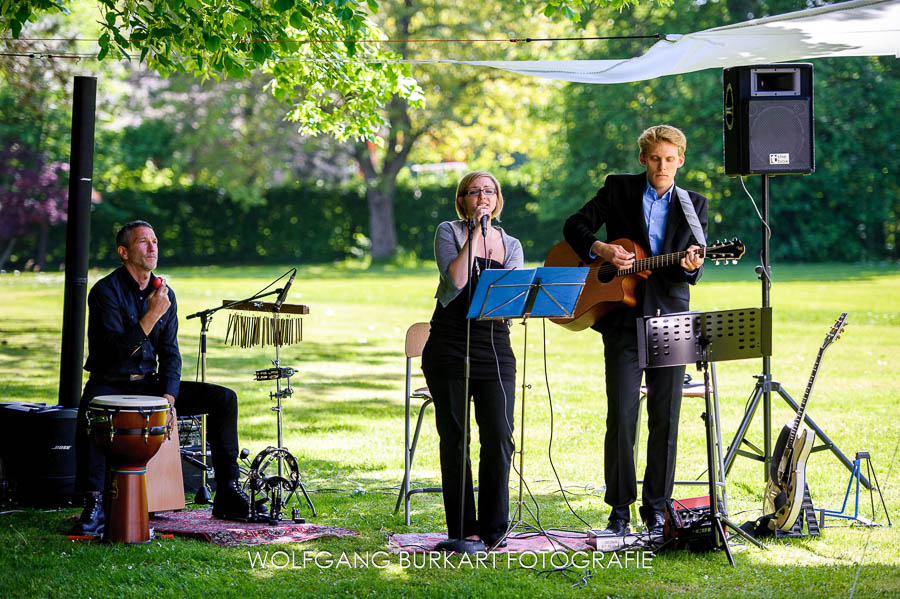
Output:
(71, 220), (251, 535)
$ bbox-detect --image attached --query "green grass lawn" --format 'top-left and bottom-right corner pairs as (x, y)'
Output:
(1, 261), (899, 598)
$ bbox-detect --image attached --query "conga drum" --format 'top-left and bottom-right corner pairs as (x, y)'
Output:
(88, 395), (171, 543)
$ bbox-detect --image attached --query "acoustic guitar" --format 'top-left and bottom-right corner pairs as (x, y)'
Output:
(763, 312), (848, 531)
(542, 237), (745, 331)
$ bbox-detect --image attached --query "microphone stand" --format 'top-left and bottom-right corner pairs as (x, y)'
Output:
(436, 219), (487, 554)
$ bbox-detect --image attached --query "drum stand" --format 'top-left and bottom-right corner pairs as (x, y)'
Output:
(637, 308), (770, 566)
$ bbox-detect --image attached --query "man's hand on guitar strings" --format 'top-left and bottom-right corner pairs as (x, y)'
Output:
(592, 240), (635, 269)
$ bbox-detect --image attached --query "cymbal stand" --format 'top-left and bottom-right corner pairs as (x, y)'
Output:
(186, 287), (283, 504)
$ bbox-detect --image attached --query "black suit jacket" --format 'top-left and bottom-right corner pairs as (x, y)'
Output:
(563, 172), (708, 331)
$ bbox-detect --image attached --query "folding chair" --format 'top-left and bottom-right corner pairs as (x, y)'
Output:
(394, 322), (442, 525)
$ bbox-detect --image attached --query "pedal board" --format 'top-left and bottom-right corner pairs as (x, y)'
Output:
(664, 495), (722, 552)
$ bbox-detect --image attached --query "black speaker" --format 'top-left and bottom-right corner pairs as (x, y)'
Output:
(0, 403), (78, 506)
(723, 64), (814, 176)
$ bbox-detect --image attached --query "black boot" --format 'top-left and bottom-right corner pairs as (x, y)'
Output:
(70, 492), (104, 536)
(212, 480), (251, 520)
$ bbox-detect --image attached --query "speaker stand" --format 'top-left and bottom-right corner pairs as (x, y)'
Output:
(722, 174), (867, 489)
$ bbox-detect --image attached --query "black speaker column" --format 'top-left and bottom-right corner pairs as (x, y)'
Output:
(723, 64), (814, 176)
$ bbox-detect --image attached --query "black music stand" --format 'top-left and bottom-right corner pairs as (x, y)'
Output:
(637, 307), (771, 566)
(464, 266), (588, 549)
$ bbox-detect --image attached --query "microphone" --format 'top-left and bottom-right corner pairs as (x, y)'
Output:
(274, 269), (295, 312)
(481, 214), (488, 237)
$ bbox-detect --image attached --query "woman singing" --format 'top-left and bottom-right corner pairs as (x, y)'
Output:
(421, 170), (524, 551)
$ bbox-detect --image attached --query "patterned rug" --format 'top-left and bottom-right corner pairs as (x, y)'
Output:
(388, 530), (597, 553)
(149, 508), (360, 547)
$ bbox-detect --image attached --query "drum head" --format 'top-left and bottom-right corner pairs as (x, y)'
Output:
(90, 395), (170, 410)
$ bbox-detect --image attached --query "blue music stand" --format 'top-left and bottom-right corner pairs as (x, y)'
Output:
(467, 267), (588, 321)
(466, 266), (587, 548)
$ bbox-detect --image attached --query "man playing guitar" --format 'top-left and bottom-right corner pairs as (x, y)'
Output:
(562, 125), (707, 536)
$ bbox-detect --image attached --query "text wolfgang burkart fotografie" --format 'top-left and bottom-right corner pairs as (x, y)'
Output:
(248, 549), (654, 570)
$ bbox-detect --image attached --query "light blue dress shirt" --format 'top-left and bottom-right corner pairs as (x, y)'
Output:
(642, 179), (674, 256)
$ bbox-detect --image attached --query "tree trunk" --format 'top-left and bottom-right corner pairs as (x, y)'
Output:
(35, 221), (49, 272)
(367, 182), (398, 261)
(0, 237), (15, 272)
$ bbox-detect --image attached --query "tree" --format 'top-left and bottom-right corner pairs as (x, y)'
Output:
(97, 69), (358, 204)
(0, 144), (68, 271)
(0, 12), (87, 271)
(2, 0), (425, 142)
(353, 0), (655, 259)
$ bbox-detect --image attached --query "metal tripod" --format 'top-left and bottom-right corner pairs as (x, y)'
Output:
(723, 174), (868, 488)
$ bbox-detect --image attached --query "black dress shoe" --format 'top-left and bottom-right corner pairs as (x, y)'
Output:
(604, 518), (630, 536)
(212, 480), (251, 520)
(70, 492), (104, 536)
(642, 510), (666, 534)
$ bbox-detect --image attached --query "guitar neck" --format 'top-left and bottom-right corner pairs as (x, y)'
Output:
(785, 311), (847, 451)
(615, 247), (705, 276)
(787, 348), (824, 451)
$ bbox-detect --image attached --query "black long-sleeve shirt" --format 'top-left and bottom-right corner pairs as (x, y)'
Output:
(83, 266), (181, 397)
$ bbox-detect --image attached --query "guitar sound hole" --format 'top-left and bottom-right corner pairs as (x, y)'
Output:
(596, 269), (615, 284)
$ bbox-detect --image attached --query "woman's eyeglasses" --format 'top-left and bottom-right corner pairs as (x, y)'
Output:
(464, 188), (497, 197)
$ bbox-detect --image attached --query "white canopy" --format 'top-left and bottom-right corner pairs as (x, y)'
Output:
(451, 0), (900, 84)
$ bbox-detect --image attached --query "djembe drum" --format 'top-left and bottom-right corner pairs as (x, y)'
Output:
(88, 395), (171, 543)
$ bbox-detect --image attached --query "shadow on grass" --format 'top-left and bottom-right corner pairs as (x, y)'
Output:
(182, 342), (399, 373)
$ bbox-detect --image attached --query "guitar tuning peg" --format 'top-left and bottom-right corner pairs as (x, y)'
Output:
(732, 259), (738, 265)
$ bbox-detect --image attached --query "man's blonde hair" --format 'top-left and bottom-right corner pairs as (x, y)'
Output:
(638, 125), (687, 156)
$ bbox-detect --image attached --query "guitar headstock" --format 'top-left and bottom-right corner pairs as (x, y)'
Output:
(823, 312), (849, 349)
(707, 237), (745, 265)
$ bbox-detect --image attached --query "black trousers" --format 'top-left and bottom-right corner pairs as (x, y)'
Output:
(601, 325), (684, 520)
(75, 378), (240, 493)
(423, 373), (516, 543)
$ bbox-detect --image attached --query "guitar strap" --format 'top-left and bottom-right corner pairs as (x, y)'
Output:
(675, 186), (706, 246)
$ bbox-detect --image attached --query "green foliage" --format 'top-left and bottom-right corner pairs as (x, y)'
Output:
(540, 0), (900, 262)
(2, 181), (555, 270)
(1, 0), (424, 141)
(1, 1), (655, 143)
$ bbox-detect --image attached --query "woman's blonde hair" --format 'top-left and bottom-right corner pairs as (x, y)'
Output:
(454, 170), (504, 221)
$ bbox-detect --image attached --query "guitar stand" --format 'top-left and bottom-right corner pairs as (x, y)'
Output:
(773, 482), (819, 538)
(819, 451), (892, 528)
(638, 308), (771, 567)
